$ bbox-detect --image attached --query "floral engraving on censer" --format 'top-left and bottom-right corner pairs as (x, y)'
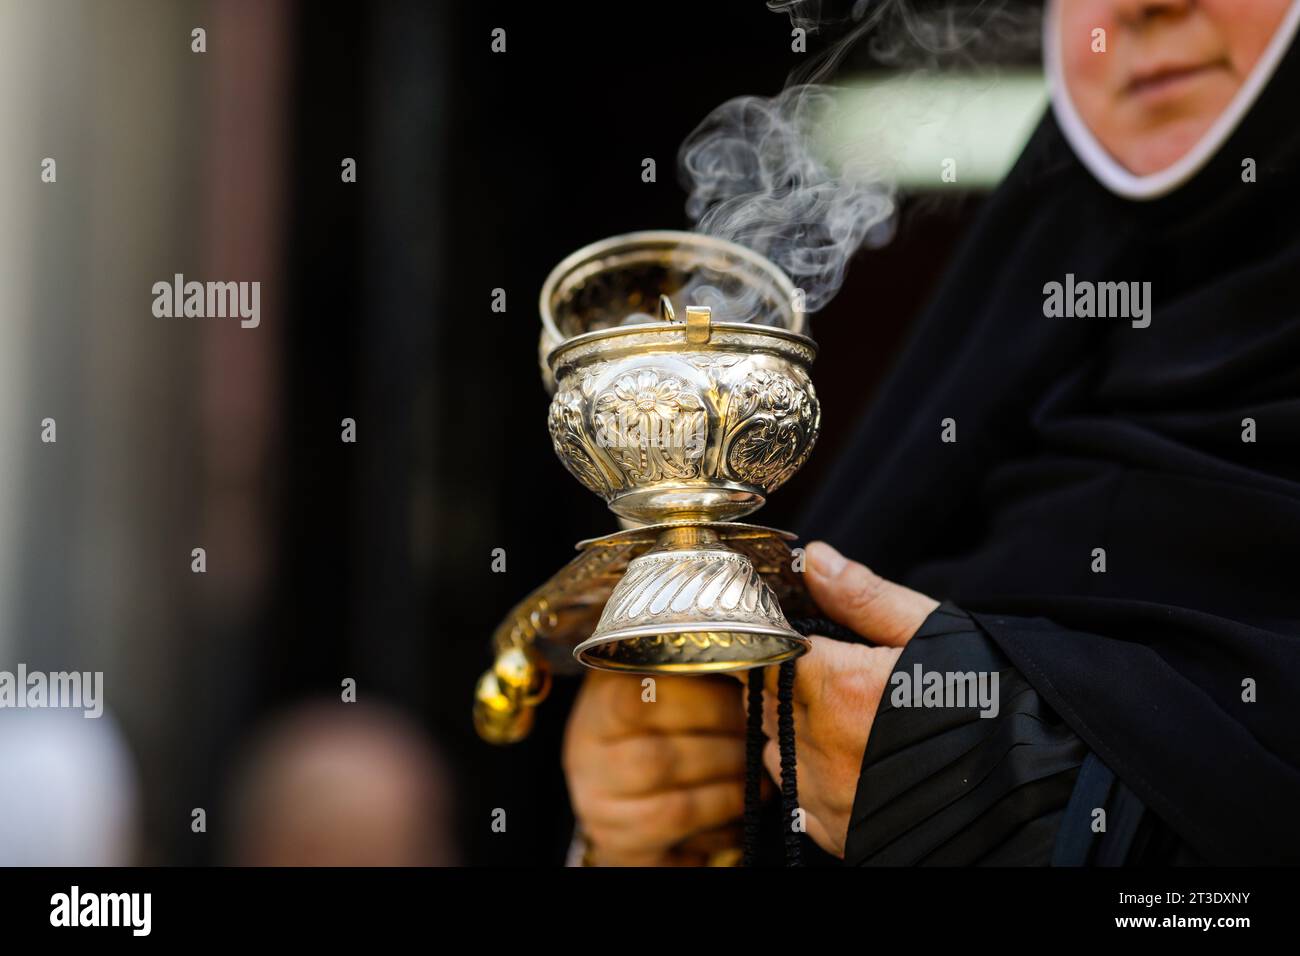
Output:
(720, 367), (818, 492)
(592, 369), (707, 483)
(547, 355), (819, 505)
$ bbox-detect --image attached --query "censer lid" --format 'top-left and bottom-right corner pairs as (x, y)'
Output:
(539, 230), (807, 348)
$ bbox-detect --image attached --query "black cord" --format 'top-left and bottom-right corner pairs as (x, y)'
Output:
(742, 619), (860, 866)
(742, 666), (765, 867)
(777, 659), (802, 867)
(744, 617), (839, 867)
(753, 617), (862, 867)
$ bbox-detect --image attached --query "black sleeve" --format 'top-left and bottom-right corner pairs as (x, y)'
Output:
(844, 602), (1195, 866)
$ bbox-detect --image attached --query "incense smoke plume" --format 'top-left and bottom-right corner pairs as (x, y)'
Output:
(678, 0), (1039, 321)
(679, 83), (895, 316)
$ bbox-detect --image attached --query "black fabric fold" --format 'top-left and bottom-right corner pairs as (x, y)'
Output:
(847, 604), (1088, 866)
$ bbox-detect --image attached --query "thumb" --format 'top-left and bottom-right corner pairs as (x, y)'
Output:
(803, 541), (938, 647)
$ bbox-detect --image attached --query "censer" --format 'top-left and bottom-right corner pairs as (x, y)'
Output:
(474, 231), (821, 745)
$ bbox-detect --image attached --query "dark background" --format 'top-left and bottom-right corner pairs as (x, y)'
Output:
(276, 0), (976, 867)
(0, 0), (999, 868)
(237, 0), (982, 866)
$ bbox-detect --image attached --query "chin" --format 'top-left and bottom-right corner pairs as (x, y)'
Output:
(1118, 118), (1217, 176)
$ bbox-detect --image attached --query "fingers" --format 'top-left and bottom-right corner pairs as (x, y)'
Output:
(589, 778), (747, 854)
(804, 541), (938, 647)
(598, 733), (747, 796)
(743, 638), (880, 710)
(590, 825), (744, 867)
(590, 670), (746, 738)
(723, 664), (805, 738)
(676, 824), (744, 859)
(565, 670), (761, 866)
(587, 844), (687, 867)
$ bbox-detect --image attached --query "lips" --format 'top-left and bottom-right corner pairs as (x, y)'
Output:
(1125, 59), (1229, 98)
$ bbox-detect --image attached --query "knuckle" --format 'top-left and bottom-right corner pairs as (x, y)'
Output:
(606, 676), (650, 726)
(832, 647), (881, 709)
(652, 789), (697, 836)
(618, 735), (674, 792)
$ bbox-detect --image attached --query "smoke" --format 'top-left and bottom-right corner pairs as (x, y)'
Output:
(679, 84), (895, 315)
(678, 0), (1040, 320)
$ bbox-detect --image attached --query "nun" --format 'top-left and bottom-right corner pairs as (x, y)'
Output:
(562, 0), (1300, 866)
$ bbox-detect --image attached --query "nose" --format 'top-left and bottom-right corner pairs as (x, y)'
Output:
(1110, 0), (1193, 27)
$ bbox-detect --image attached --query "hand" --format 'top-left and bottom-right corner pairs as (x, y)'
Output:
(563, 670), (758, 866)
(745, 540), (939, 858)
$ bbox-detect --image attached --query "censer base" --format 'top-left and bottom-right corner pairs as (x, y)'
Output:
(573, 525), (810, 674)
(575, 626), (804, 673)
